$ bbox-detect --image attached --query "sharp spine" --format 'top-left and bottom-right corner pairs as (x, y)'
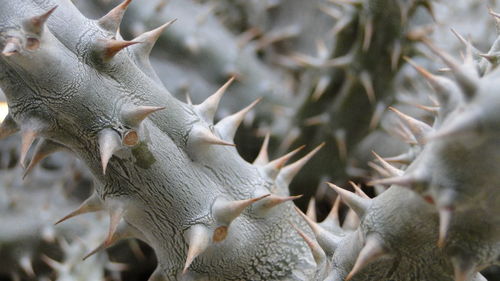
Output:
(121, 105), (165, 127)
(55, 192), (103, 225)
(98, 128), (122, 175)
(346, 235), (388, 280)
(98, 0), (132, 33)
(195, 77), (235, 123)
(327, 183), (370, 218)
(215, 98), (261, 140)
(212, 194), (270, 225)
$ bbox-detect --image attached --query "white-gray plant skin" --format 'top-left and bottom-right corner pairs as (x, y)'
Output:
(0, 1), (499, 281)
(0, 1), (317, 280)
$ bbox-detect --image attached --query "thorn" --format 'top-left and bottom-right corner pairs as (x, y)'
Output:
(423, 38), (478, 97)
(213, 194), (270, 224)
(131, 19), (176, 56)
(369, 102), (385, 130)
(258, 194), (302, 211)
(451, 256), (476, 281)
(98, 0), (132, 33)
(121, 105), (165, 127)
(2, 38), (21, 56)
(403, 56), (457, 102)
(262, 145), (305, 179)
(437, 207), (452, 248)
(290, 223), (326, 265)
(54, 193), (103, 225)
(349, 181), (369, 199)
(106, 206), (125, 247)
(334, 129), (347, 161)
(215, 98), (261, 140)
(360, 71), (375, 105)
(195, 77), (235, 123)
(20, 129), (38, 168)
(294, 206), (340, 255)
(278, 143), (325, 185)
(83, 221), (134, 260)
(190, 125), (235, 147)
(19, 256), (35, 277)
(388, 107), (433, 145)
(371, 151), (404, 177)
(311, 75), (332, 101)
(367, 174), (417, 188)
(427, 111), (480, 141)
(41, 255), (64, 271)
(23, 6), (58, 35)
(391, 41), (402, 70)
(306, 197), (317, 222)
(478, 52), (500, 65)
(253, 133), (270, 165)
(383, 152), (414, 164)
(183, 224), (210, 274)
(346, 235), (388, 280)
(362, 17), (373, 51)
(322, 197), (341, 228)
(0, 113), (19, 139)
(98, 128), (122, 174)
(23, 139), (65, 179)
(326, 183), (370, 218)
(185, 92), (193, 105)
(449, 28), (480, 58)
(96, 39), (140, 61)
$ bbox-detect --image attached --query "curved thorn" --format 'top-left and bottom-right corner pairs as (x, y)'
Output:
(98, 128), (122, 175)
(183, 225), (211, 274)
(23, 139), (65, 179)
(20, 129), (38, 168)
(346, 235), (388, 280)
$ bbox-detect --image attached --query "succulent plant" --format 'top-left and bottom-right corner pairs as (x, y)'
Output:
(0, 0), (498, 281)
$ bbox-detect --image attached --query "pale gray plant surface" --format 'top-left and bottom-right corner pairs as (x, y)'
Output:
(0, 0), (499, 281)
